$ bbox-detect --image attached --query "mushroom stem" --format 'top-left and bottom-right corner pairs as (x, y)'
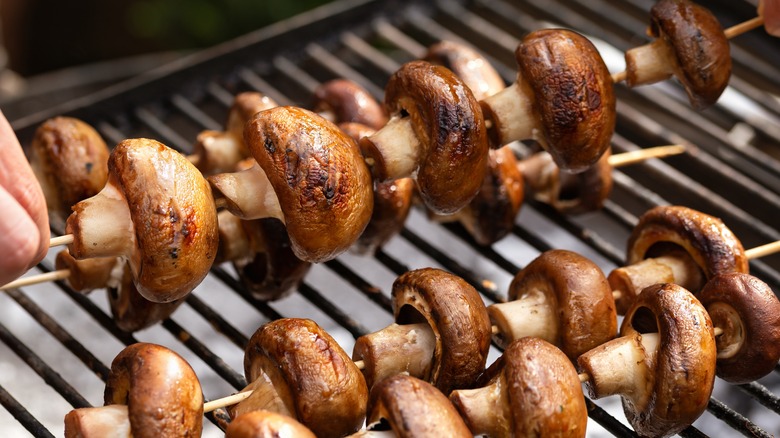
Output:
(208, 163), (284, 222)
(723, 16), (765, 39)
(347, 430), (396, 438)
(479, 81), (536, 147)
(66, 182), (136, 260)
(229, 366), (295, 420)
(64, 405), (132, 438)
(487, 289), (558, 348)
(449, 374), (509, 437)
(352, 323), (436, 389)
(0, 269), (70, 291)
(622, 38), (677, 86)
(360, 115), (422, 181)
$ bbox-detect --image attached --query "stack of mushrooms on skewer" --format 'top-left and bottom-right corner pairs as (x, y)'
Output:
(4, 0), (780, 436)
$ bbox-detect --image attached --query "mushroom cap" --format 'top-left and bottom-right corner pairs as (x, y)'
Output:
(226, 411), (316, 438)
(108, 263), (184, 332)
(502, 337), (587, 437)
(339, 122), (413, 255)
(91, 138), (219, 303)
(226, 92), (279, 140)
(697, 273), (780, 383)
(233, 218), (312, 301)
(648, 0), (731, 110)
(243, 106), (374, 263)
(313, 79), (387, 130)
(369, 60), (489, 214)
(104, 343), (203, 438)
(243, 318), (368, 437)
(625, 205), (748, 280)
(504, 249), (617, 360)
(30, 117), (109, 226)
(392, 268), (492, 393)
(619, 283), (716, 437)
(513, 29), (615, 172)
(366, 374), (472, 438)
(423, 40), (506, 101)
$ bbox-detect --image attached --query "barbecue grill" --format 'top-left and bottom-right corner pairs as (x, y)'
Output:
(3, 0), (780, 436)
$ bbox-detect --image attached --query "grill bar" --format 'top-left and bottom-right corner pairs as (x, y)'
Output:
(0, 385), (53, 438)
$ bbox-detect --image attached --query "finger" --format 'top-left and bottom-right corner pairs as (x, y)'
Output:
(0, 185), (43, 285)
(761, 0), (780, 36)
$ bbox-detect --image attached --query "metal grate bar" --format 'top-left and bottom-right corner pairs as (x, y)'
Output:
(706, 397), (772, 438)
(171, 94), (222, 131)
(237, 67), (294, 106)
(0, 385), (53, 438)
(306, 42), (385, 99)
(340, 31), (400, 77)
(324, 259), (394, 313)
(373, 19), (427, 59)
(297, 283), (370, 338)
(736, 381), (780, 415)
(272, 56), (322, 96)
(185, 294), (250, 350)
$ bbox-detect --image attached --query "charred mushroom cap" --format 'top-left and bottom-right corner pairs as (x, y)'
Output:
(339, 122), (413, 255)
(226, 92), (280, 140)
(226, 411), (316, 438)
(243, 318), (368, 437)
(312, 79), (387, 130)
(423, 40), (506, 102)
(481, 29), (615, 172)
(521, 149), (613, 214)
(450, 337), (587, 437)
(698, 273), (780, 383)
(578, 283), (716, 438)
(233, 218), (312, 301)
(391, 268), (492, 393)
(30, 117), (109, 227)
(104, 343), (203, 438)
(642, 0), (731, 110)
(243, 106), (374, 263)
(66, 138), (219, 303)
(108, 264), (184, 332)
(490, 250), (617, 360)
(366, 375), (472, 438)
(360, 60), (489, 215)
(55, 251), (120, 294)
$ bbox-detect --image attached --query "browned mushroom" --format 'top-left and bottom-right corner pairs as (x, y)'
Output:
(65, 343), (203, 438)
(352, 268), (492, 394)
(423, 40), (505, 102)
(313, 79), (388, 130)
(65, 138), (219, 303)
(29, 117), (109, 229)
(450, 337), (588, 437)
(209, 106), (373, 263)
(361, 374), (472, 438)
(578, 283), (717, 437)
(480, 29), (615, 173)
(359, 60), (489, 215)
(191, 92), (279, 175)
(54, 250), (121, 294)
(230, 318), (368, 438)
(623, 0), (731, 110)
(608, 205), (748, 314)
(226, 410), (316, 438)
(339, 122), (414, 254)
(108, 264), (184, 332)
(488, 250), (618, 361)
(697, 273), (780, 383)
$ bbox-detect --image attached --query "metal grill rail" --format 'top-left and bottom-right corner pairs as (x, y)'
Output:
(3, 0), (780, 436)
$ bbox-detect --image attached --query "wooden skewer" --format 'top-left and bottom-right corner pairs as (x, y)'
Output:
(49, 234), (74, 248)
(0, 270), (71, 291)
(608, 145), (685, 167)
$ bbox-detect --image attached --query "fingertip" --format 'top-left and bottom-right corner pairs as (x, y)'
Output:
(0, 186), (44, 285)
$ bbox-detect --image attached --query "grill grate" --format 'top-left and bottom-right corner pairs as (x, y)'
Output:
(3, 0), (780, 436)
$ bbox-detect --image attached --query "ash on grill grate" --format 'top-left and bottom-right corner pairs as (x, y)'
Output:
(3, 0), (780, 437)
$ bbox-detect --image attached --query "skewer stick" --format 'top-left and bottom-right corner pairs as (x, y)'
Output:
(608, 145), (685, 167)
(49, 234), (74, 248)
(203, 391), (253, 413)
(0, 269), (71, 291)
(744, 240), (780, 260)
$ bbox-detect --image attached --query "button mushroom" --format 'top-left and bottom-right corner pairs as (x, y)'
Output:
(65, 138), (219, 303)
(65, 343), (203, 438)
(209, 106), (373, 263)
(361, 374), (472, 438)
(359, 60), (489, 215)
(230, 318), (368, 438)
(487, 250), (617, 361)
(480, 29), (615, 173)
(608, 205), (748, 314)
(353, 268), (492, 394)
(226, 410), (316, 438)
(29, 117), (109, 229)
(108, 264), (184, 332)
(623, 0), (731, 110)
(54, 250), (122, 294)
(313, 79), (388, 130)
(423, 40), (505, 102)
(450, 337), (588, 437)
(697, 273), (780, 383)
(577, 283), (717, 437)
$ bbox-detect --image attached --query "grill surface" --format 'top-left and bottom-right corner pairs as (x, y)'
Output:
(3, 0), (780, 436)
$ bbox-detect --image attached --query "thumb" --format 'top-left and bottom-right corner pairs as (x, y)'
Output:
(0, 185), (44, 285)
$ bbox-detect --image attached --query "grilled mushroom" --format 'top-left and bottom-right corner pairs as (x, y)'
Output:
(363, 374), (472, 438)
(108, 264), (184, 332)
(65, 138), (219, 303)
(226, 411), (316, 438)
(313, 79), (388, 130)
(624, 0), (731, 110)
(353, 268), (492, 393)
(698, 273), (780, 383)
(231, 318), (368, 438)
(578, 283), (716, 437)
(65, 343), (203, 438)
(423, 40), (505, 101)
(359, 60), (489, 214)
(608, 205), (748, 314)
(54, 250), (121, 294)
(29, 117), (109, 229)
(488, 250), (617, 361)
(480, 29), (615, 172)
(450, 337), (588, 437)
(209, 106), (373, 263)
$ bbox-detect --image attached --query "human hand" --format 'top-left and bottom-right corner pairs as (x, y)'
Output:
(0, 110), (50, 285)
(760, 0), (780, 36)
